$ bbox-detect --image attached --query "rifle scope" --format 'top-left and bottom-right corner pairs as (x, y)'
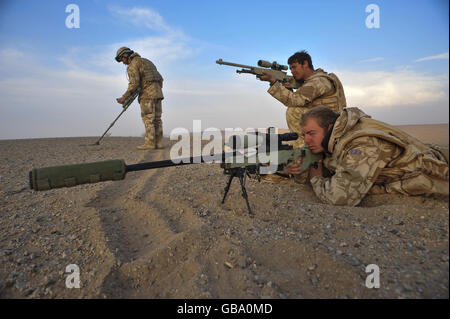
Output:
(257, 60), (288, 71)
(228, 132), (298, 150)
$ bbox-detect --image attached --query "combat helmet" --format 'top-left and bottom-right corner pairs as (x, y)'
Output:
(115, 47), (134, 62)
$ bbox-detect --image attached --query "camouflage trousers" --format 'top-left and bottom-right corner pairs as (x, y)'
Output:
(286, 106), (309, 149)
(140, 99), (163, 147)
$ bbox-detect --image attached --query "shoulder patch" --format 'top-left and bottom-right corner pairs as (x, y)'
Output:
(350, 149), (362, 155)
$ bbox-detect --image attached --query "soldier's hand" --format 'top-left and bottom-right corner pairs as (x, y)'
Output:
(282, 82), (292, 89)
(260, 71), (276, 84)
(309, 160), (323, 178)
(285, 156), (303, 175)
(116, 97), (125, 104)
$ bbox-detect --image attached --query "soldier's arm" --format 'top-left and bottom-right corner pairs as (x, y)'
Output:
(121, 62), (141, 100)
(267, 77), (334, 108)
(309, 137), (398, 206)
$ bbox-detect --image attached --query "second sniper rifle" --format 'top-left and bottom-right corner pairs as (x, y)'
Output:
(216, 58), (300, 88)
(29, 130), (321, 214)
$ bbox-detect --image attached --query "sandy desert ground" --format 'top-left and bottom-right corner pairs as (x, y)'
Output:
(0, 124), (448, 299)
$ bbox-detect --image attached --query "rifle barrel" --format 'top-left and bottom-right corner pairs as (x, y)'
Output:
(216, 59), (254, 69)
(125, 152), (235, 172)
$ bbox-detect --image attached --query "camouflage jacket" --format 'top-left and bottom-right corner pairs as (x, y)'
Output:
(121, 52), (164, 103)
(268, 69), (346, 149)
(310, 107), (449, 206)
(268, 68), (346, 112)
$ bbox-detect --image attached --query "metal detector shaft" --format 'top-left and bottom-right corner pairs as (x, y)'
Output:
(93, 89), (140, 145)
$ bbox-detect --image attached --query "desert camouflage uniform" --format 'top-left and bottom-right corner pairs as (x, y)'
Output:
(268, 68), (347, 149)
(121, 52), (164, 148)
(310, 107), (449, 206)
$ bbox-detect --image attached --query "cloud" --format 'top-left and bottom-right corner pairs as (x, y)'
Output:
(56, 7), (195, 76)
(0, 48), (24, 59)
(0, 47), (38, 77)
(55, 35), (195, 79)
(414, 52), (449, 62)
(109, 6), (186, 39)
(113, 36), (195, 64)
(338, 68), (449, 108)
(111, 7), (169, 31)
(358, 57), (384, 63)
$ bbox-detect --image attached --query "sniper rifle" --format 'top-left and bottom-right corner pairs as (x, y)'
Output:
(29, 130), (321, 214)
(216, 59), (300, 88)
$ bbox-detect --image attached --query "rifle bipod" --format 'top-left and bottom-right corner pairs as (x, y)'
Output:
(221, 166), (260, 215)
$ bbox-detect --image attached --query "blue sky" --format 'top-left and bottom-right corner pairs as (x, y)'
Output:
(0, 0), (448, 139)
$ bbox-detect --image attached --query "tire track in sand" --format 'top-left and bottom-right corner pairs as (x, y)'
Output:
(85, 147), (213, 297)
(86, 148), (199, 259)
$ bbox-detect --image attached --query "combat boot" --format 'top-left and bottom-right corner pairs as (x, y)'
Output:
(136, 143), (156, 150)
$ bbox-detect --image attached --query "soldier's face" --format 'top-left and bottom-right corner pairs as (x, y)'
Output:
(289, 62), (308, 80)
(121, 57), (129, 65)
(302, 119), (327, 154)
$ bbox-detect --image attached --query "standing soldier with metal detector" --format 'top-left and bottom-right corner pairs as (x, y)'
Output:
(115, 47), (164, 150)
